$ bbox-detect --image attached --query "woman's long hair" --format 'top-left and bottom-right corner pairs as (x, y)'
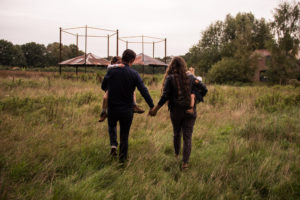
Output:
(162, 56), (191, 103)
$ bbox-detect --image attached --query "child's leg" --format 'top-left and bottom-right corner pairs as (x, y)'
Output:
(133, 92), (137, 106)
(102, 91), (108, 112)
(132, 91), (145, 113)
(186, 94), (195, 114)
(99, 91), (108, 122)
(190, 94), (195, 109)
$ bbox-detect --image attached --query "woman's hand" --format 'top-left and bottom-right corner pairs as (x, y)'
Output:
(148, 108), (157, 116)
(148, 105), (161, 116)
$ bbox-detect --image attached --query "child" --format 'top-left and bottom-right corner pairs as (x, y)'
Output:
(186, 67), (202, 115)
(99, 56), (144, 122)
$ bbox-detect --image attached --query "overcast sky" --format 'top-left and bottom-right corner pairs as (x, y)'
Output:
(0, 0), (280, 58)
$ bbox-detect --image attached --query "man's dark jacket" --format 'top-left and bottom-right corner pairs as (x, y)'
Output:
(101, 65), (154, 113)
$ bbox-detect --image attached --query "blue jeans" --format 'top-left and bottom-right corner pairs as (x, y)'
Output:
(107, 111), (133, 161)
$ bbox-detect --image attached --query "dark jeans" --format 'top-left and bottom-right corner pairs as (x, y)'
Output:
(170, 107), (196, 163)
(107, 111), (133, 161)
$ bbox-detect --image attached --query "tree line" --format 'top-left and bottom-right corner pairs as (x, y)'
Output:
(0, 41), (84, 68)
(183, 1), (300, 83)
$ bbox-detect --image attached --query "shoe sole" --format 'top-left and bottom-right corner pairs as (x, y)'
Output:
(133, 111), (145, 114)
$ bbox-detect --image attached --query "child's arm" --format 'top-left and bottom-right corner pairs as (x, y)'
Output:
(107, 64), (125, 70)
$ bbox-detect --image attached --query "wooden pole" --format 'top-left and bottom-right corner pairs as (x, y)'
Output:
(142, 35), (144, 62)
(85, 25), (87, 73)
(107, 34), (110, 58)
(143, 65), (145, 78)
(76, 33), (78, 56)
(116, 29), (119, 56)
(164, 38), (167, 64)
(153, 41), (155, 58)
(126, 41), (128, 49)
(59, 27), (62, 75)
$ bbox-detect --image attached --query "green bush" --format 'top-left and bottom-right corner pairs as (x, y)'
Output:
(207, 57), (252, 84)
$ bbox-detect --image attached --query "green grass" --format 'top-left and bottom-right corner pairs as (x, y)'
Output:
(0, 72), (299, 200)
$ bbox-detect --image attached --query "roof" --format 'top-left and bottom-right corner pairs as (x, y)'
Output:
(253, 49), (300, 60)
(252, 49), (271, 57)
(133, 53), (167, 66)
(59, 53), (110, 66)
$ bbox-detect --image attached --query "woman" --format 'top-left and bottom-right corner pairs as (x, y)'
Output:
(149, 57), (207, 169)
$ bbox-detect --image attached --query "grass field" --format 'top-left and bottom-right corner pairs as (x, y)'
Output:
(0, 71), (299, 200)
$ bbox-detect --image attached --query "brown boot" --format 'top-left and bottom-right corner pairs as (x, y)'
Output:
(110, 146), (117, 157)
(98, 111), (107, 122)
(185, 108), (194, 115)
(182, 163), (189, 170)
(133, 105), (145, 114)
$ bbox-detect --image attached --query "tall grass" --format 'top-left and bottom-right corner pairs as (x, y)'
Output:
(0, 71), (299, 199)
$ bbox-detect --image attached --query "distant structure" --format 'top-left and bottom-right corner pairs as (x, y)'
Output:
(252, 49), (300, 82)
(58, 26), (168, 75)
(252, 49), (272, 82)
(59, 53), (110, 74)
(133, 53), (167, 75)
(134, 53), (167, 66)
(119, 35), (167, 63)
(59, 25), (119, 74)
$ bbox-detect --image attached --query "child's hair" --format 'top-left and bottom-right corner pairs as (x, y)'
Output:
(111, 56), (122, 64)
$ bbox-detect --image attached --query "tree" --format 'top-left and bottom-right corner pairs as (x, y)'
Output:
(46, 42), (60, 66)
(271, 1), (300, 55)
(184, 21), (224, 73)
(46, 42), (84, 66)
(184, 12), (272, 77)
(267, 1), (300, 83)
(252, 18), (273, 49)
(0, 40), (15, 65)
(0, 40), (26, 66)
(21, 42), (47, 67)
(11, 45), (26, 66)
(68, 44), (84, 58)
(207, 57), (252, 83)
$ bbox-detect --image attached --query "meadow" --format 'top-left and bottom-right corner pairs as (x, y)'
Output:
(0, 71), (299, 200)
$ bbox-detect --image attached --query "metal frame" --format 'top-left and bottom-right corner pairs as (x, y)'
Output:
(118, 35), (167, 63)
(119, 35), (167, 77)
(59, 25), (118, 74)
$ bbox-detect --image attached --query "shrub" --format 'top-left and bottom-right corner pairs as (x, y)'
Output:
(207, 57), (253, 84)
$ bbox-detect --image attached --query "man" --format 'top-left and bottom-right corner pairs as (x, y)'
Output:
(99, 56), (144, 122)
(101, 49), (154, 162)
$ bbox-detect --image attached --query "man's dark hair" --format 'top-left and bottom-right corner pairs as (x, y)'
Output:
(122, 49), (136, 64)
(111, 56), (121, 64)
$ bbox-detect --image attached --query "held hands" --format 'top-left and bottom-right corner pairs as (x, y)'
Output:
(148, 105), (161, 117)
(148, 107), (157, 116)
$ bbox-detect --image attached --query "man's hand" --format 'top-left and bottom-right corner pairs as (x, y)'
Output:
(148, 105), (161, 116)
(148, 108), (157, 116)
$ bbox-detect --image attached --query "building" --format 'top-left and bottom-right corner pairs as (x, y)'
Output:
(252, 49), (300, 82)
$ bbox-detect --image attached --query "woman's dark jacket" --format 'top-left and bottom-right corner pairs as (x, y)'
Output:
(158, 74), (207, 110)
